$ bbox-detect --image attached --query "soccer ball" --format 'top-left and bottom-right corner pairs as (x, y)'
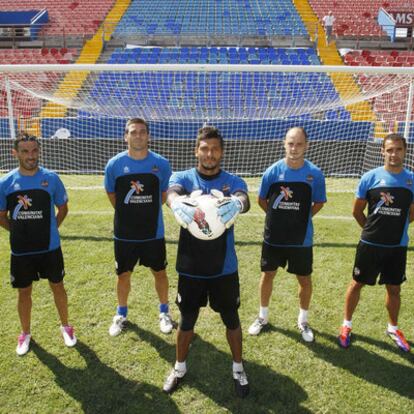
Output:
(187, 194), (226, 241)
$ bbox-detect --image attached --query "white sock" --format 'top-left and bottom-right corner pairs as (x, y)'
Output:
(232, 361), (244, 373)
(174, 361), (187, 375)
(259, 306), (268, 321)
(298, 308), (308, 325)
(343, 319), (352, 329)
(387, 323), (398, 333)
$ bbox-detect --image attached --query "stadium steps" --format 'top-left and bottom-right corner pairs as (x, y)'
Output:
(292, 0), (376, 125)
(40, 0), (131, 118)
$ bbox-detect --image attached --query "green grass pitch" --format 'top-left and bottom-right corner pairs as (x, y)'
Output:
(0, 176), (413, 413)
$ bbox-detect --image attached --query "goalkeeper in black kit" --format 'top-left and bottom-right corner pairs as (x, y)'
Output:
(162, 126), (251, 398)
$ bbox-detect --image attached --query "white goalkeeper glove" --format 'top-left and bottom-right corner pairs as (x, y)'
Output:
(211, 189), (243, 228)
(170, 194), (199, 229)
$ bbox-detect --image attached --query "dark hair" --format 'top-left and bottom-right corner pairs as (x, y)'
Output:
(196, 125), (224, 148)
(125, 118), (149, 134)
(14, 131), (40, 150)
(285, 126), (308, 142)
(383, 133), (407, 149)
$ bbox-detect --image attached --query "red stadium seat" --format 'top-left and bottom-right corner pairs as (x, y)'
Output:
(0, 1), (114, 36)
(310, 1), (411, 38)
(68, 1), (79, 11)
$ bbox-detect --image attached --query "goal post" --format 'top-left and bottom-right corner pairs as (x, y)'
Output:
(1, 63), (414, 192)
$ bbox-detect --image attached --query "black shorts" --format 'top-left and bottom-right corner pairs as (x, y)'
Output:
(114, 238), (167, 275)
(10, 247), (65, 289)
(353, 242), (407, 286)
(176, 272), (240, 313)
(261, 243), (313, 275)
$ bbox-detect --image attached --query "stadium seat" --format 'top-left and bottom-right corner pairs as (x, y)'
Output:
(0, 1), (115, 36)
(114, 0), (307, 36)
(308, 0), (413, 38)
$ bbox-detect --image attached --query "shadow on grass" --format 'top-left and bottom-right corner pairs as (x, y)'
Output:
(271, 326), (414, 400)
(31, 340), (180, 414)
(61, 235), (113, 242)
(128, 322), (311, 414)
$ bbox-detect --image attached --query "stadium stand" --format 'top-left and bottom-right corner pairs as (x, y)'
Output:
(0, 0), (116, 36)
(107, 47), (321, 65)
(114, 0), (308, 37)
(308, 0), (413, 39)
(0, 0), (412, 134)
(91, 46), (351, 121)
(0, 74), (62, 118)
(0, 48), (77, 64)
(0, 47), (79, 118)
(341, 49), (414, 123)
(343, 49), (414, 67)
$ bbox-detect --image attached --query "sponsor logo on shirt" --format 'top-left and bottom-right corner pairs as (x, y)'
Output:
(123, 180), (153, 205)
(278, 174), (284, 180)
(41, 180), (49, 187)
(152, 165), (159, 172)
(123, 166), (130, 173)
(406, 179), (412, 186)
(13, 183), (21, 191)
(306, 174), (314, 182)
(12, 195), (43, 220)
(373, 192), (401, 216)
(272, 186), (299, 211)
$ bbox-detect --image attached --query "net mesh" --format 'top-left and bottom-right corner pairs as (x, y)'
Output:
(1, 64), (414, 192)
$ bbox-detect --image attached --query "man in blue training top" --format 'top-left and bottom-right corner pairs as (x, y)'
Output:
(0, 132), (76, 356)
(248, 127), (326, 342)
(163, 126), (250, 398)
(338, 133), (414, 352)
(104, 118), (173, 336)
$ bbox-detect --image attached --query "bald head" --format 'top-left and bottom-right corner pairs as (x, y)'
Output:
(284, 127), (308, 168)
(285, 127), (308, 142)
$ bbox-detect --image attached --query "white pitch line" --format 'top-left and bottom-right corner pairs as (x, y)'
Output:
(67, 185), (353, 194)
(68, 210), (353, 220)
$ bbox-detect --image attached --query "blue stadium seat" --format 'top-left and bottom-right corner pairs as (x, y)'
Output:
(95, 46), (350, 120)
(114, 0), (308, 37)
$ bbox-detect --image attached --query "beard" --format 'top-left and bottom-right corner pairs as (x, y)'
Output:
(200, 160), (219, 170)
(22, 159), (39, 170)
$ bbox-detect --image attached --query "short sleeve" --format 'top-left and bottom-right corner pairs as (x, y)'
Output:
(231, 175), (248, 194)
(104, 159), (116, 193)
(411, 172), (414, 196)
(0, 180), (6, 210)
(169, 171), (186, 188)
(258, 168), (272, 199)
(312, 171), (327, 203)
(161, 160), (172, 192)
(54, 174), (68, 206)
(355, 174), (369, 199)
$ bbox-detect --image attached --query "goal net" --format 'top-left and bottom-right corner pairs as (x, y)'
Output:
(1, 63), (414, 192)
